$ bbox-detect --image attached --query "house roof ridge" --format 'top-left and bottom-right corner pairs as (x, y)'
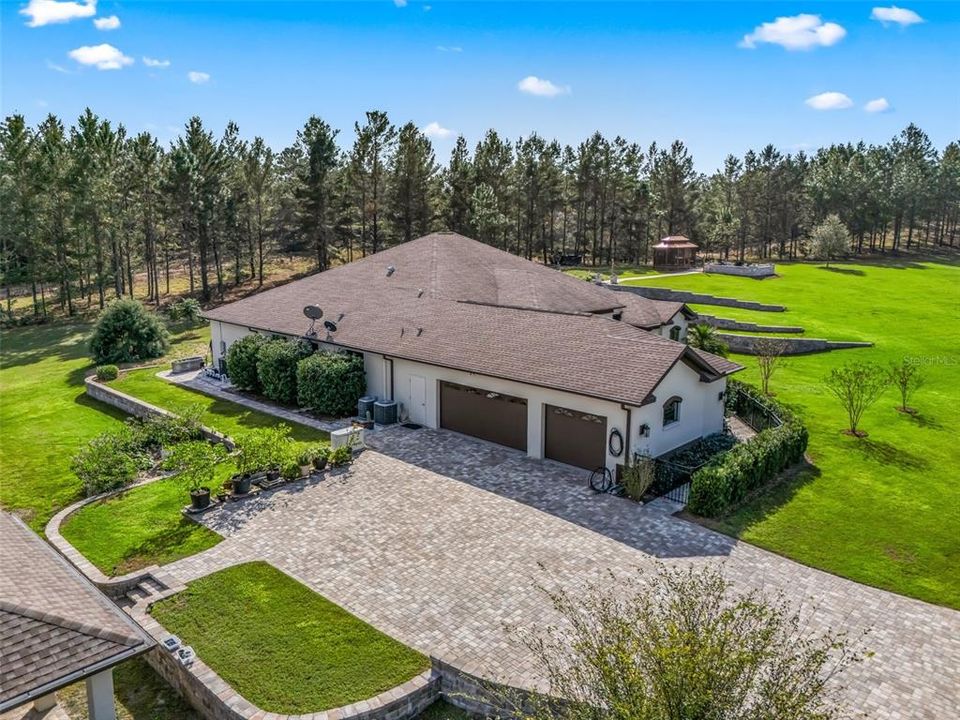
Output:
(0, 601), (142, 647)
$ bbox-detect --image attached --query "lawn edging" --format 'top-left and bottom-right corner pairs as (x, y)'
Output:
(129, 585), (440, 720)
(85, 374), (236, 449)
(46, 476), (173, 599)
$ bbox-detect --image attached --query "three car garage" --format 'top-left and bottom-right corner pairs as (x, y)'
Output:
(438, 380), (607, 471)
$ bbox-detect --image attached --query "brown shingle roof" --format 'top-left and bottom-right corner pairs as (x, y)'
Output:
(654, 236), (698, 249)
(0, 513), (152, 711)
(615, 294), (692, 329)
(205, 234), (742, 406)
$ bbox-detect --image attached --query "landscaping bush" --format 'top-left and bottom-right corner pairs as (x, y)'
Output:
(89, 298), (169, 364)
(167, 297), (203, 325)
(234, 425), (294, 475)
(95, 364), (119, 381)
(688, 388), (808, 518)
(130, 407), (204, 450)
(257, 340), (311, 405)
(71, 427), (153, 496)
(329, 445), (352, 467)
(296, 351), (367, 417)
(225, 334), (268, 392)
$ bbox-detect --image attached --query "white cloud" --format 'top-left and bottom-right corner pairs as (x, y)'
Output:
(805, 91), (854, 110)
(68, 44), (133, 70)
(740, 14), (846, 50)
(517, 75), (570, 97)
(20, 0), (95, 26)
(187, 70), (210, 84)
(422, 122), (452, 139)
(436, 45), (462, 53)
(46, 59), (72, 73)
(871, 6), (924, 26)
(865, 97), (892, 113)
(143, 57), (171, 68)
(93, 14), (120, 30)
(393, 0), (407, 6)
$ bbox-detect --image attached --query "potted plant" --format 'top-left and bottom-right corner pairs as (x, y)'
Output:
(297, 448), (314, 477)
(311, 445), (329, 471)
(281, 460), (301, 481)
(165, 441), (227, 511)
(329, 444), (352, 468)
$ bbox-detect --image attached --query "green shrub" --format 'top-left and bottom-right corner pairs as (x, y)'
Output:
(130, 407), (204, 450)
(71, 427), (152, 496)
(296, 351), (366, 417)
(225, 334), (268, 392)
(688, 387), (808, 517)
(623, 455), (656, 501)
(89, 298), (169, 364)
(95, 364), (119, 381)
(281, 460), (302, 480)
(234, 425), (294, 475)
(168, 297), (203, 325)
(329, 445), (352, 467)
(257, 340), (311, 405)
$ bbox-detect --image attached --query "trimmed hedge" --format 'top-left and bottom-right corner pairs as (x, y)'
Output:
(688, 381), (808, 517)
(296, 351), (366, 417)
(95, 364), (119, 381)
(257, 339), (311, 406)
(226, 334), (268, 392)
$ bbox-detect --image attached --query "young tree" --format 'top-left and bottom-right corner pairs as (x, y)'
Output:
(824, 361), (890, 436)
(808, 214), (850, 268)
(515, 564), (866, 720)
(686, 323), (729, 357)
(755, 337), (788, 395)
(888, 358), (924, 414)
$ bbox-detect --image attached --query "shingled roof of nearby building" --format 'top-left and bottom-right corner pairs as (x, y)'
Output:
(0, 513), (153, 712)
(205, 233), (741, 405)
(615, 293), (694, 329)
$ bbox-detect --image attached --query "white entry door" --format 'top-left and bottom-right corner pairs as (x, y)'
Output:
(408, 375), (427, 425)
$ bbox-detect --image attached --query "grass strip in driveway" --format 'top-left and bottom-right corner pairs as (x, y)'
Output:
(151, 562), (431, 714)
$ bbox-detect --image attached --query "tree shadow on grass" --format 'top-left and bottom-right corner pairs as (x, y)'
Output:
(905, 411), (945, 431)
(817, 265), (866, 276)
(113, 516), (218, 575)
(857, 438), (929, 471)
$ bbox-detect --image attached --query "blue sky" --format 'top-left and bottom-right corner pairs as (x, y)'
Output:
(2, 1), (957, 171)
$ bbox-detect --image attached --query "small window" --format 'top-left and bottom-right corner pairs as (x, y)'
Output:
(669, 326), (681, 341)
(663, 396), (682, 426)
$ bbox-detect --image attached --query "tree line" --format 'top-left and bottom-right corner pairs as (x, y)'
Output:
(2, 109), (957, 318)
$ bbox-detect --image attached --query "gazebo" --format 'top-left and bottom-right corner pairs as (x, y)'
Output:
(653, 236), (698, 270)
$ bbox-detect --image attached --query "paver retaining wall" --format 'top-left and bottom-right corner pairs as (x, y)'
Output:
(433, 658), (540, 718)
(85, 375), (233, 449)
(718, 333), (873, 355)
(704, 262), (776, 278)
(609, 285), (786, 312)
(697, 314), (805, 334)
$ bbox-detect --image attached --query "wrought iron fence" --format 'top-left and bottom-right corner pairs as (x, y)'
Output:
(726, 387), (783, 432)
(643, 456), (709, 505)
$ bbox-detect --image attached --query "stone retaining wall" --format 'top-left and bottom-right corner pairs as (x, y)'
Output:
(718, 333), (873, 355)
(609, 285), (786, 312)
(85, 375), (233, 449)
(697, 314), (804, 334)
(433, 658), (539, 718)
(704, 262), (776, 278)
(129, 594), (440, 720)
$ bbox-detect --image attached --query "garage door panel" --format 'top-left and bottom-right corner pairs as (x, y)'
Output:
(545, 405), (606, 470)
(440, 381), (527, 451)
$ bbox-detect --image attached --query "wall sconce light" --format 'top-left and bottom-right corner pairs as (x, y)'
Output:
(638, 423), (650, 438)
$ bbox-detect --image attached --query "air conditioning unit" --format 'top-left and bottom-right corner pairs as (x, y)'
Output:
(373, 400), (398, 425)
(357, 396), (377, 421)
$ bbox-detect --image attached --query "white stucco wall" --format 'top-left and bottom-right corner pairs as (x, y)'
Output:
(657, 312), (689, 342)
(210, 319), (727, 471)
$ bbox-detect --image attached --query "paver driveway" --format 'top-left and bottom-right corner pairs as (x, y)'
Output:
(165, 426), (960, 719)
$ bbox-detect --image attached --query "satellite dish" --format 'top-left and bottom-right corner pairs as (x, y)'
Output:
(323, 320), (338, 333)
(303, 305), (324, 320)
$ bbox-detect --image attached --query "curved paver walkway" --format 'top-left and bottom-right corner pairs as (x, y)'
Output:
(163, 426), (959, 719)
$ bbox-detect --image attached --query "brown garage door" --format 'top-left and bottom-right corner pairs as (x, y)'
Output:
(440, 381), (527, 451)
(544, 405), (607, 470)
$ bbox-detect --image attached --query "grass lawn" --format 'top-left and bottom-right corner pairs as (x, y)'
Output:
(111, 367), (327, 445)
(60, 473), (228, 575)
(151, 562), (430, 714)
(626, 258), (960, 608)
(0, 322), (210, 531)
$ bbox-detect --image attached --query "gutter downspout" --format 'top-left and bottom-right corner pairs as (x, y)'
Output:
(621, 403), (632, 463)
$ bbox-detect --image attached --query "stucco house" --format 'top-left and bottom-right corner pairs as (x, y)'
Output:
(204, 232), (740, 474)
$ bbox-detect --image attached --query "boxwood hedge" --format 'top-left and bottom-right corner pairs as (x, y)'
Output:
(687, 381), (808, 518)
(296, 351), (366, 417)
(257, 339), (312, 406)
(225, 333), (268, 392)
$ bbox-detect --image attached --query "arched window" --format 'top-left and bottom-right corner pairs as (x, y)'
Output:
(669, 325), (681, 341)
(663, 396), (682, 426)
